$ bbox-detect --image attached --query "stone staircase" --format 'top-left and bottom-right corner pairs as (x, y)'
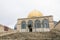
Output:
(0, 32), (60, 40)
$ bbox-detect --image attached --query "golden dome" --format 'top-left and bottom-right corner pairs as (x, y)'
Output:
(28, 10), (43, 18)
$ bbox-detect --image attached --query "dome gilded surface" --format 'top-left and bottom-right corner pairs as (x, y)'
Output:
(28, 10), (43, 18)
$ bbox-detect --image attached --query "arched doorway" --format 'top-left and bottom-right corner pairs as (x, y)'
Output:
(28, 20), (33, 32)
(28, 24), (32, 32)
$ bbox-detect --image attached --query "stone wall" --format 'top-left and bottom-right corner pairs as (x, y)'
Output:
(0, 24), (14, 32)
(0, 32), (60, 40)
(17, 16), (54, 32)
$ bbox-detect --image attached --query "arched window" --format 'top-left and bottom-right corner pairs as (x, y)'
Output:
(43, 19), (49, 28)
(35, 20), (41, 28)
(21, 21), (26, 29)
(28, 20), (33, 26)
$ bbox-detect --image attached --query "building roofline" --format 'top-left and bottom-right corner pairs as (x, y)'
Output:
(18, 15), (53, 20)
(0, 24), (13, 30)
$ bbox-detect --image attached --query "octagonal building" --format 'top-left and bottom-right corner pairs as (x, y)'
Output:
(16, 10), (54, 32)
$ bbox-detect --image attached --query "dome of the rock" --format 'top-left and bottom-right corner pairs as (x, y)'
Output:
(28, 10), (43, 18)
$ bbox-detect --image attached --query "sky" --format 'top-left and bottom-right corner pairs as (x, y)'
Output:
(0, 0), (60, 29)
